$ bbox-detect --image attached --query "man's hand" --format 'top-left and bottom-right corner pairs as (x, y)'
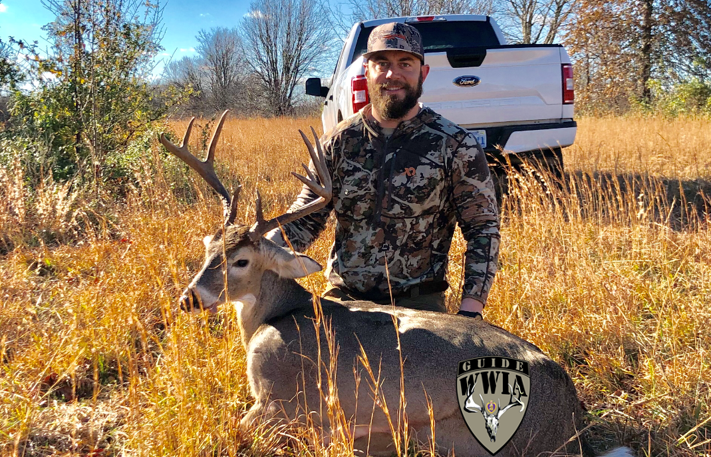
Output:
(460, 297), (484, 313)
(458, 297), (484, 319)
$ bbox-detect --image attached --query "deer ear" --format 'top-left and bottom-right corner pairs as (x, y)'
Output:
(261, 240), (322, 278)
(275, 252), (322, 279)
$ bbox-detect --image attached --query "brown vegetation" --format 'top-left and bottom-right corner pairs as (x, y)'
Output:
(1, 115), (710, 456)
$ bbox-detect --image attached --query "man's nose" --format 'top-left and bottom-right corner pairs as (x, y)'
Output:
(385, 68), (403, 79)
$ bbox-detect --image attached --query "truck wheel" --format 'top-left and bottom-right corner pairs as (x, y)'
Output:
(517, 149), (564, 182)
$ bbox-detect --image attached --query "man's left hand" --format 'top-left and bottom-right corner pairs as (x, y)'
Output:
(458, 297), (484, 319)
(460, 297), (484, 313)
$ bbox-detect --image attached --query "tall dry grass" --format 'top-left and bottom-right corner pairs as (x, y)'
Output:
(0, 114), (710, 456)
(568, 115), (711, 180)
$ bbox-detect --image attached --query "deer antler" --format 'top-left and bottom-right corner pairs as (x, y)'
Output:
(160, 110), (238, 222)
(249, 126), (332, 241)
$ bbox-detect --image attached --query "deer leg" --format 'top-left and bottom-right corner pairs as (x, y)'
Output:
(240, 398), (290, 430)
(240, 399), (268, 429)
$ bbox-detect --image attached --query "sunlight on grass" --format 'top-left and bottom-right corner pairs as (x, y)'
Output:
(1, 114), (710, 456)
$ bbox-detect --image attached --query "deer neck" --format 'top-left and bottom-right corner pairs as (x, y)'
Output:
(237, 270), (313, 347)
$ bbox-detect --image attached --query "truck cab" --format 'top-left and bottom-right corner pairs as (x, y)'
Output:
(306, 15), (576, 173)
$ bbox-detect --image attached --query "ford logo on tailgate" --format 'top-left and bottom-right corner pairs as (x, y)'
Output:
(454, 75), (481, 87)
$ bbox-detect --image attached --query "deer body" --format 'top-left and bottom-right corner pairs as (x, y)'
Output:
(190, 231), (585, 456)
(161, 112), (632, 457)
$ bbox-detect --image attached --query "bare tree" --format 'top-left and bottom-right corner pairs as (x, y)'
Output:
(348, 0), (497, 23)
(564, 0), (711, 113)
(322, 0), (498, 48)
(499, 0), (576, 44)
(241, 0), (333, 116)
(163, 55), (206, 114)
(196, 27), (245, 112)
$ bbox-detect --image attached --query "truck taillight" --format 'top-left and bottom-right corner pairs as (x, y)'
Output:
(416, 16), (435, 21)
(352, 75), (369, 113)
(562, 64), (574, 105)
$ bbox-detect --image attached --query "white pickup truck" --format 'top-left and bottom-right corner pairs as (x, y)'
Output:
(305, 15), (576, 172)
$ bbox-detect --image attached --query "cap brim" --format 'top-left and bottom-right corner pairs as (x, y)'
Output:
(362, 49), (424, 61)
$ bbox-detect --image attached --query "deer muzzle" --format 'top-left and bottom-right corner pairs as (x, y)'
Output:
(180, 287), (207, 312)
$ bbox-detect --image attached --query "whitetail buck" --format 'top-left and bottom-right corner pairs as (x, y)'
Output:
(161, 112), (633, 457)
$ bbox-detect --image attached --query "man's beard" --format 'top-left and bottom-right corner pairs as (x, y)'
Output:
(368, 74), (423, 121)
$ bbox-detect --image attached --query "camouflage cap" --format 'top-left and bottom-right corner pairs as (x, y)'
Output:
(363, 22), (424, 62)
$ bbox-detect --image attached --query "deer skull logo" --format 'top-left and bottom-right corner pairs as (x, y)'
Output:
(457, 357), (531, 454)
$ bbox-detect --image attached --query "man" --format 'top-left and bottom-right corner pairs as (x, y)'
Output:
(268, 22), (499, 318)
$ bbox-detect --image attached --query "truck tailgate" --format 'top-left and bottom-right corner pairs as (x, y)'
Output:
(421, 46), (566, 126)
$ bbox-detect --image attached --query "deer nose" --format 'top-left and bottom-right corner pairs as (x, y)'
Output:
(179, 288), (202, 312)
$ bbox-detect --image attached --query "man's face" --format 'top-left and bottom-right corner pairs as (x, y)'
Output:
(365, 51), (429, 121)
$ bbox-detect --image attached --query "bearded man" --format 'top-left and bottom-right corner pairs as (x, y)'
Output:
(268, 22), (500, 319)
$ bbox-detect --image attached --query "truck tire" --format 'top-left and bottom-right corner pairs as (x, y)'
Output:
(514, 148), (565, 182)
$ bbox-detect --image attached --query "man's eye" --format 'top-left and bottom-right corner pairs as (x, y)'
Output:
(235, 259), (249, 267)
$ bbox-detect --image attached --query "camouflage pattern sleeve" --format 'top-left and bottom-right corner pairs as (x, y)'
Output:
(450, 134), (500, 304)
(275, 135), (336, 252)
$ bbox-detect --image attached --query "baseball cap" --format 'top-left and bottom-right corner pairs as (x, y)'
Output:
(362, 22), (424, 62)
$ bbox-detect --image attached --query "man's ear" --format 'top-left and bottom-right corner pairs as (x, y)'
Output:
(420, 63), (430, 83)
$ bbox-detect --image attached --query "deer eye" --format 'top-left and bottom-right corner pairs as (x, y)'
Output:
(235, 259), (249, 268)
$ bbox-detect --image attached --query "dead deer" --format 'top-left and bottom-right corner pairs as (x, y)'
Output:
(160, 112), (633, 457)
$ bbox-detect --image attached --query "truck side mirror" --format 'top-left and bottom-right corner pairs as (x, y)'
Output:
(306, 78), (329, 97)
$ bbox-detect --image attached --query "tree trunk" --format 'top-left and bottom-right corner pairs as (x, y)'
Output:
(640, 0), (654, 102)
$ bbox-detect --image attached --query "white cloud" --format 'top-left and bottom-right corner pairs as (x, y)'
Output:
(0, 4), (8, 13)
(199, 13), (210, 17)
(245, 10), (265, 19)
(179, 47), (196, 53)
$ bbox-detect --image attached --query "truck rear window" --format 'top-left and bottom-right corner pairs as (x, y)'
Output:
(352, 21), (500, 63)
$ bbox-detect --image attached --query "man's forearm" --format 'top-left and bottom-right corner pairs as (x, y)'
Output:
(452, 134), (500, 306)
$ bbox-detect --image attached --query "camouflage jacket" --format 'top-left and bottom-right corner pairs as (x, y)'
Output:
(277, 105), (500, 303)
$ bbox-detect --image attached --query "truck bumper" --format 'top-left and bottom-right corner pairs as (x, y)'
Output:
(470, 120), (577, 155)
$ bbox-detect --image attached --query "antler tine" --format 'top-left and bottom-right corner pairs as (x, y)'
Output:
(181, 117), (195, 148)
(226, 186), (241, 225)
(207, 110), (229, 165)
(309, 126), (332, 194)
(249, 128), (332, 241)
(159, 110), (233, 220)
(254, 190), (266, 225)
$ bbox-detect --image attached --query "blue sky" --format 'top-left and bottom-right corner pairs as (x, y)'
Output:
(0, 0), (333, 76)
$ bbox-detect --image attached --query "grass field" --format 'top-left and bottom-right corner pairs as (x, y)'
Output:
(1, 114), (710, 456)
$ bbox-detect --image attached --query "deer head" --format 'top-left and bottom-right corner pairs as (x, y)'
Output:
(159, 111), (332, 314)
